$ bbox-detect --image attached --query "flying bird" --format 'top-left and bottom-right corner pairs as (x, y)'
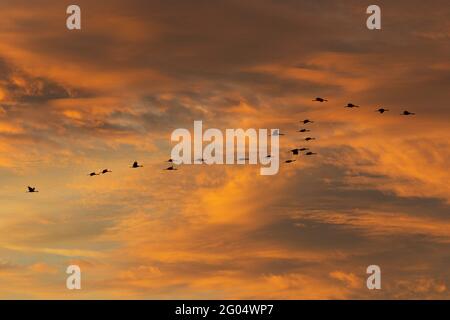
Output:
(301, 119), (314, 124)
(304, 137), (316, 141)
(376, 108), (389, 114)
(305, 152), (317, 156)
(313, 97), (328, 102)
(345, 103), (360, 108)
(284, 159), (296, 164)
(270, 129), (285, 136)
(168, 158), (184, 165)
(297, 129), (310, 133)
(88, 172), (99, 176)
(100, 169), (112, 174)
(290, 148), (308, 155)
(131, 161), (143, 168)
(27, 186), (38, 193)
(401, 110), (415, 116)
(164, 165), (177, 171)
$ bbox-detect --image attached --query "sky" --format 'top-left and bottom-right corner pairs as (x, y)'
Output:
(0, 0), (449, 299)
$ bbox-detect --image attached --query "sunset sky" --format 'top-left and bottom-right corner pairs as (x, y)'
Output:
(0, 0), (449, 299)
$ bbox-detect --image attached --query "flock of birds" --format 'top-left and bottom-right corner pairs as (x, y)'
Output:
(27, 160), (162, 193)
(26, 97), (416, 193)
(277, 97), (416, 165)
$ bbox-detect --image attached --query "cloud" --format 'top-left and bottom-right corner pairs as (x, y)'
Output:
(0, 0), (449, 299)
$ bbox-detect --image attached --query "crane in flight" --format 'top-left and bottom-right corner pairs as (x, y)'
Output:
(27, 186), (39, 193)
(164, 165), (178, 171)
(131, 161), (143, 168)
(376, 108), (389, 114)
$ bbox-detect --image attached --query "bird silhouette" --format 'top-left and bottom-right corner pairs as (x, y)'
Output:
(301, 119), (314, 124)
(304, 137), (316, 141)
(290, 148), (309, 155)
(131, 161), (143, 168)
(313, 97), (328, 102)
(305, 152), (317, 156)
(401, 110), (415, 116)
(270, 129), (285, 136)
(100, 169), (112, 174)
(376, 108), (389, 114)
(164, 165), (177, 171)
(195, 158), (206, 163)
(284, 159), (296, 164)
(297, 128), (310, 133)
(345, 103), (360, 108)
(88, 172), (99, 176)
(27, 186), (38, 193)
